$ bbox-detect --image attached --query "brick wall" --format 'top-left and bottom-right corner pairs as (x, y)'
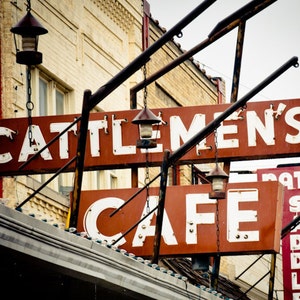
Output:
(1, 0), (218, 221)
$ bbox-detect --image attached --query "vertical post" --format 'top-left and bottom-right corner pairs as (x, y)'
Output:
(68, 90), (92, 229)
(131, 1), (150, 189)
(130, 88), (139, 188)
(230, 21), (246, 103)
(211, 255), (221, 290)
(172, 165), (180, 185)
(142, 0), (150, 51)
(212, 21), (245, 290)
(268, 254), (276, 300)
(152, 149), (170, 264)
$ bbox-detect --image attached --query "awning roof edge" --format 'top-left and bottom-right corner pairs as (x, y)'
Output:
(0, 204), (225, 300)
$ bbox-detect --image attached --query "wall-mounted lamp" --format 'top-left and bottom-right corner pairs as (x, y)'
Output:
(206, 163), (229, 199)
(10, 0), (48, 147)
(206, 129), (229, 199)
(132, 106), (161, 148)
(10, 0), (48, 65)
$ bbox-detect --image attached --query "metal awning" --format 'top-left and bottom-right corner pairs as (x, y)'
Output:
(0, 204), (225, 300)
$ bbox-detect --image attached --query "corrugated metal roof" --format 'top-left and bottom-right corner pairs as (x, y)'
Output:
(0, 204), (229, 300)
(160, 257), (251, 300)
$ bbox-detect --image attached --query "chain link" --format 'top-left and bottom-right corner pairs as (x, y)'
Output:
(144, 150), (150, 213)
(26, 0), (31, 12)
(214, 129), (218, 164)
(142, 62), (150, 212)
(26, 66), (34, 147)
(143, 64), (148, 107)
(214, 129), (220, 252)
(216, 200), (220, 253)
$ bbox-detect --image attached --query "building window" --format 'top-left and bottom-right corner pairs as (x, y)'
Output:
(56, 90), (64, 115)
(31, 69), (72, 194)
(33, 69), (71, 116)
(110, 172), (117, 189)
(39, 78), (48, 115)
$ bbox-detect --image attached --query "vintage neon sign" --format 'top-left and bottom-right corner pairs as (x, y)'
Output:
(0, 99), (299, 175)
(76, 181), (283, 257)
(283, 189), (300, 300)
(258, 167), (300, 299)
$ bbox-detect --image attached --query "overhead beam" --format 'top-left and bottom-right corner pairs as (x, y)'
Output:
(69, 0), (216, 228)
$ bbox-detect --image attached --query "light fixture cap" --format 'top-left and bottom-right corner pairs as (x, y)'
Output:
(132, 107), (161, 125)
(11, 11), (48, 36)
(206, 164), (229, 181)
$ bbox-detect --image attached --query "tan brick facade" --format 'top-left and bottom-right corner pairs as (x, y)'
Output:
(0, 1), (284, 298)
(1, 0), (218, 211)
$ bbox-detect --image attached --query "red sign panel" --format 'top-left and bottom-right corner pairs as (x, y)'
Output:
(282, 189), (300, 300)
(258, 167), (300, 299)
(0, 98), (299, 175)
(77, 181), (283, 257)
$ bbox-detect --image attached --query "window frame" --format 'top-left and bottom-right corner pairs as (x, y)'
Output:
(32, 68), (71, 116)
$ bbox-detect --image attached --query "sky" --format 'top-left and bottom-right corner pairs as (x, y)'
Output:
(147, 0), (300, 103)
(147, 0), (300, 175)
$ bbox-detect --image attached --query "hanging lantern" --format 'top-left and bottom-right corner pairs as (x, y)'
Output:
(132, 106), (161, 148)
(11, 9), (48, 65)
(206, 163), (229, 199)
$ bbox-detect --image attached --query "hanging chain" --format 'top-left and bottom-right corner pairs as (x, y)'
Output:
(145, 150), (150, 213)
(25, 0), (34, 147)
(214, 129), (220, 252)
(26, 66), (34, 147)
(143, 64), (148, 107)
(142, 62), (150, 212)
(26, 0), (31, 12)
(214, 129), (218, 165)
(216, 199), (220, 253)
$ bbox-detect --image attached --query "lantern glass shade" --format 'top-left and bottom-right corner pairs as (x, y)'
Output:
(211, 176), (225, 191)
(206, 164), (229, 199)
(139, 123), (153, 139)
(22, 36), (37, 51)
(132, 107), (161, 148)
(10, 11), (48, 65)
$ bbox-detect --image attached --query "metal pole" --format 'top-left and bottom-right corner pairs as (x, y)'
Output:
(16, 156), (76, 210)
(235, 254), (265, 280)
(69, 0), (216, 227)
(237, 271), (270, 299)
(130, 0), (276, 97)
(215, 20), (246, 288)
(71, 0), (282, 228)
(19, 117), (81, 170)
(214, 20), (245, 287)
(111, 204), (158, 246)
(168, 56), (298, 165)
(69, 90), (92, 229)
(109, 57), (298, 266)
(111, 56), (299, 218)
(110, 172), (161, 217)
(230, 21), (246, 103)
(88, 0), (216, 110)
(281, 214), (300, 239)
(268, 254), (276, 300)
(210, 255), (221, 290)
(152, 150), (170, 264)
